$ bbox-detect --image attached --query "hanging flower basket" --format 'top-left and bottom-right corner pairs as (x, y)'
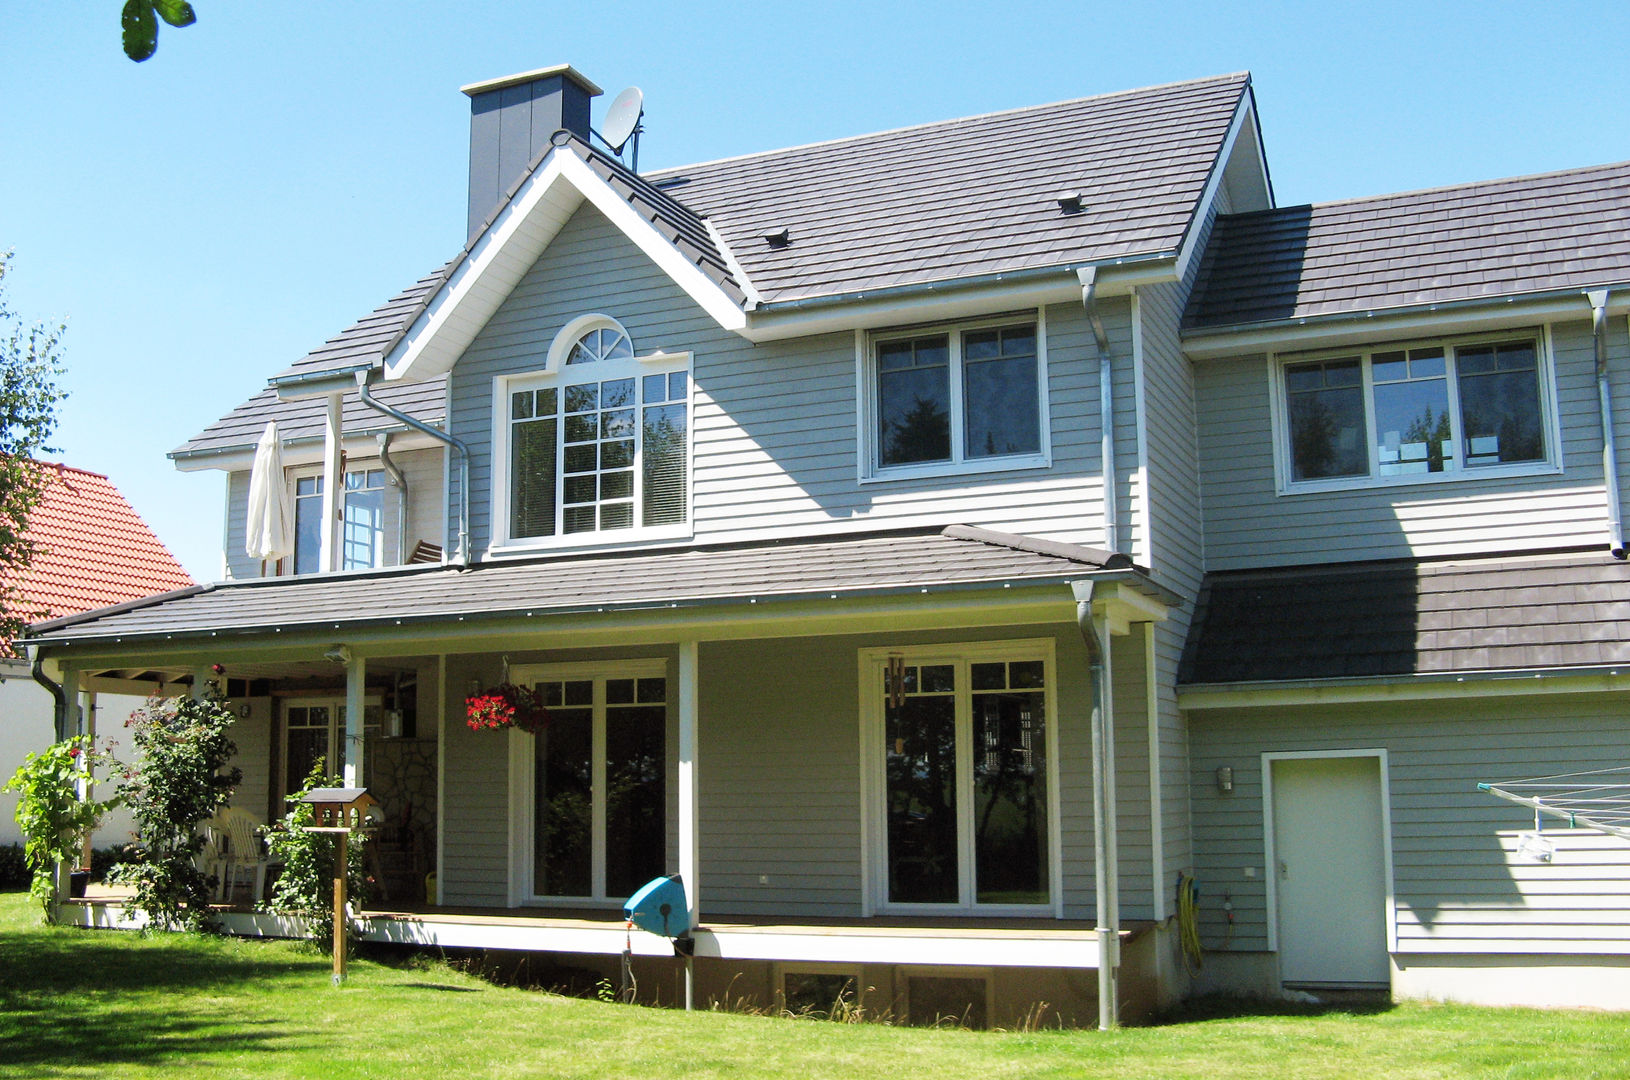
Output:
(465, 683), (550, 734)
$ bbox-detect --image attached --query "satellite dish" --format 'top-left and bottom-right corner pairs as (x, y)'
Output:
(601, 86), (645, 154)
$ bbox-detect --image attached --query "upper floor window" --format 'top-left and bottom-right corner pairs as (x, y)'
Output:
(497, 316), (690, 548)
(1275, 331), (1557, 492)
(292, 468), (388, 574)
(862, 314), (1050, 479)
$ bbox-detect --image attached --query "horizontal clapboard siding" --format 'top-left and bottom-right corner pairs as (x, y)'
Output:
(1194, 318), (1620, 569)
(447, 203), (1121, 554)
(432, 625), (1140, 920)
(1188, 695), (1630, 955)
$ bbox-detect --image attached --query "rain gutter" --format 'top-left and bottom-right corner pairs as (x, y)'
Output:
(357, 373), (471, 566)
(1078, 266), (1119, 552)
(31, 652), (70, 743)
(1073, 580), (1120, 1030)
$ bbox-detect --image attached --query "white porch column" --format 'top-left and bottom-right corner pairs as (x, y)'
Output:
(343, 652), (367, 788)
(677, 640), (699, 930)
(319, 392), (344, 573)
(80, 690), (98, 868)
(59, 666), (82, 737)
(192, 666), (212, 701)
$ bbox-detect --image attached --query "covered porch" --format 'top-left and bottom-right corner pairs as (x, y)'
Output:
(29, 526), (1175, 1025)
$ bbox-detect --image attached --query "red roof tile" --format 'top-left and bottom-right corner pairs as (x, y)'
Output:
(3, 463), (194, 624)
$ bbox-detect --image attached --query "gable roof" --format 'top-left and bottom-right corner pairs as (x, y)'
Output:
(1179, 551), (1630, 686)
(653, 72), (1253, 306)
(1186, 159), (1630, 330)
(3, 465), (193, 624)
(28, 525), (1146, 645)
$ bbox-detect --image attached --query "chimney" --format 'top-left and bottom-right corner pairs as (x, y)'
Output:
(460, 64), (603, 239)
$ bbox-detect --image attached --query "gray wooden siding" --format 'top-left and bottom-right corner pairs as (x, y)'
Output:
(1189, 694), (1630, 954)
(221, 447), (445, 581)
(446, 204), (1124, 555)
(432, 623), (1151, 921)
(227, 697), (273, 823)
(1194, 318), (1615, 570)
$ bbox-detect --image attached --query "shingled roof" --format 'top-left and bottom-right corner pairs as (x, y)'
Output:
(3, 465), (193, 625)
(29, 526), (1137, 645)
(1186, 159), (1630, 330)
(179, 74), (1252, 459)
(1179, 551), (1630, 685)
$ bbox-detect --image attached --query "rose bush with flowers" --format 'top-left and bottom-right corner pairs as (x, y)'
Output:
(465, 683), (549, 734)
(3, 735), (123, 916)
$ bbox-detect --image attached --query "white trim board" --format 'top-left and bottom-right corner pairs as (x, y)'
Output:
(1179, 668), (1630, 709)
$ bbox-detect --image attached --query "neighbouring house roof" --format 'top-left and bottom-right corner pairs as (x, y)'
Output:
(1185, 159), (1630, 330)
(1178, 551), (1630, 686)
(3, 464), (194, 625)
(28, 526), (1141, 645)
(178, 73), (1253, 457)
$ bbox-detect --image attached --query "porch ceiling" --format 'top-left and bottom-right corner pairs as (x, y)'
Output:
(29, 526), (1172, 660)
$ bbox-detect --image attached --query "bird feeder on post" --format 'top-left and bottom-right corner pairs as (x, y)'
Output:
(297, 787), (378, 985)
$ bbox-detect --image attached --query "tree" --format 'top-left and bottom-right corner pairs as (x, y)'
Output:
(0, 252), (67, 650)
(121, 1), (197, 62)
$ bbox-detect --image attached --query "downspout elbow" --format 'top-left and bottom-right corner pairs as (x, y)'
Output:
(1588, 289), (1624, 559)
(31, 652), (70, 743)
(377, 432), (409, 566)
(357, 373), (472, 566)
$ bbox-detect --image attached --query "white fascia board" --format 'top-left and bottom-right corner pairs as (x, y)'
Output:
(1173, 95), (1257, 284)
(384, 150), (747, 384)
(170, 429), (443, 473)
(740, 260), (1173, 344)
(1179, 667), (1630, 709)
(1184, 289), (1630, 360)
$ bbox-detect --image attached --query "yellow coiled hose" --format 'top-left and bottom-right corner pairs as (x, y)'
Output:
(1176, 872), (1204, 975)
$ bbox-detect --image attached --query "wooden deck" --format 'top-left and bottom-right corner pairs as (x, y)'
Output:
(65, 886), (1142, 969)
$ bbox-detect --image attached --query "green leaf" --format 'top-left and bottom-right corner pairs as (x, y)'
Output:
(121, 0), (158, 62)
(153, 0), (197, 28)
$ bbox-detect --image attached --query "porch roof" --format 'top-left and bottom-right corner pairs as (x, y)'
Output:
(28, 526), (1163, 648)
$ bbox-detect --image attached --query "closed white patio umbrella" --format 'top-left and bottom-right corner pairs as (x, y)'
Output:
(245, 420), (293, 571)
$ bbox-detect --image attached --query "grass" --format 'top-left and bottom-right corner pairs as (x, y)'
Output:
(1, 891), (1628, 1080)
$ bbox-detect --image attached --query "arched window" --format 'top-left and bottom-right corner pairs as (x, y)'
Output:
(501, 316), (690, 545)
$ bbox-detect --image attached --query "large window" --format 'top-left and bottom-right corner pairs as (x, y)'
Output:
(500, 318), (689, 547)
(511, 660), (668, 903)
(862, 641), (1057, 914)
(864, 316), (1048, 478)
(292, 468), (389, 574)
(1277, 333), (1554, 491)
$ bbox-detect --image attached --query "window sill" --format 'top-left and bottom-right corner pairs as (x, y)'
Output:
(1277, 459), (1562, 497)
(876, 903), (1059, 919)
(486, 524), (694, 559)
(860, 453), (1051, 485)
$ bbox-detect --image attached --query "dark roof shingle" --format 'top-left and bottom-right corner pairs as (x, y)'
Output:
(1186, 159), (1630, 329)
(1179, 551), (1630, 685)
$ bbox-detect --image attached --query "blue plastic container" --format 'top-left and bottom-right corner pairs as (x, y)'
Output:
(623, 874), (687, 938)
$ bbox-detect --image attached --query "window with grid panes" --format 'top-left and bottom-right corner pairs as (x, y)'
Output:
(505, 322), (689, 542)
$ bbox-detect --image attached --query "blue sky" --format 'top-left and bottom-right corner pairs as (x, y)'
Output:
(4, 1), (1628, 580)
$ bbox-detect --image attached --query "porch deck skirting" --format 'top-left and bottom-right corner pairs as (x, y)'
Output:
(59, 895), (1123, 969)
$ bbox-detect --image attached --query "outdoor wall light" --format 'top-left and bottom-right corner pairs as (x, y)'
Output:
(1216, 766), (1234, 794)
(323, 645), (352, 664)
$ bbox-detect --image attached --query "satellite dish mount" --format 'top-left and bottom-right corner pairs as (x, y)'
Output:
(595, 86), (645, 172)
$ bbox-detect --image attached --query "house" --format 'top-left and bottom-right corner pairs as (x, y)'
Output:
(1, 464), (194, 847)
(24, 65), (1630, 1023)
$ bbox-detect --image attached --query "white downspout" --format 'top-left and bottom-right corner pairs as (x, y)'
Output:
(1078, 267), (1119, 553)
(357, 373), (472, 566)
(377, 432), (408, 566)
(1588, 290), (1625, 558)
(1073, 580), (1120, 1029)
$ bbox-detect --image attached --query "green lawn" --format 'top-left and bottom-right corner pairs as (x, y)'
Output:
(1, 891), (1627, 1079)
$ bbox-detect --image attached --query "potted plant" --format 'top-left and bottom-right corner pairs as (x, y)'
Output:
(3, 736), (122, 915)
(464, 683), (550, 733)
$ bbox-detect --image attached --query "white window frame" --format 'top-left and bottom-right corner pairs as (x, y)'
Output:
(490, 316), (693, 555)
(856, 310), (1052, 482)
(288, 463), (393, 574)
(506, 657), (670, 908)
(1269, 327), (1563, 496)
(858, 638), (1062, 918)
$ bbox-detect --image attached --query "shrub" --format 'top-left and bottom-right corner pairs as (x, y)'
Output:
(263, 763), (371, 955)
(0, 842), (28, 888)
(2, 736), (122, 916)
(115, 681), (241, 933)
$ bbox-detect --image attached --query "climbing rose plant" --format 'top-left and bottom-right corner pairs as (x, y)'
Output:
(3, 736), (121, 916)
(116, 679), (241, 933)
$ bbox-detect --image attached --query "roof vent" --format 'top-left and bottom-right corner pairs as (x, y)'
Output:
(764, 228), (791, 249)
(1056, 192), (1085, 215)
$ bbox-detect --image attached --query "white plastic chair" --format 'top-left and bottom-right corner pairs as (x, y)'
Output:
(207, 807), (270, 903)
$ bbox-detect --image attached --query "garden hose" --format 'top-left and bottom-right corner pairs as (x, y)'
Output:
(1176, 872), (1204, 976)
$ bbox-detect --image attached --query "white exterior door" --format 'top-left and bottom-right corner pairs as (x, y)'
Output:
(1269, 753), (1391, 988)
